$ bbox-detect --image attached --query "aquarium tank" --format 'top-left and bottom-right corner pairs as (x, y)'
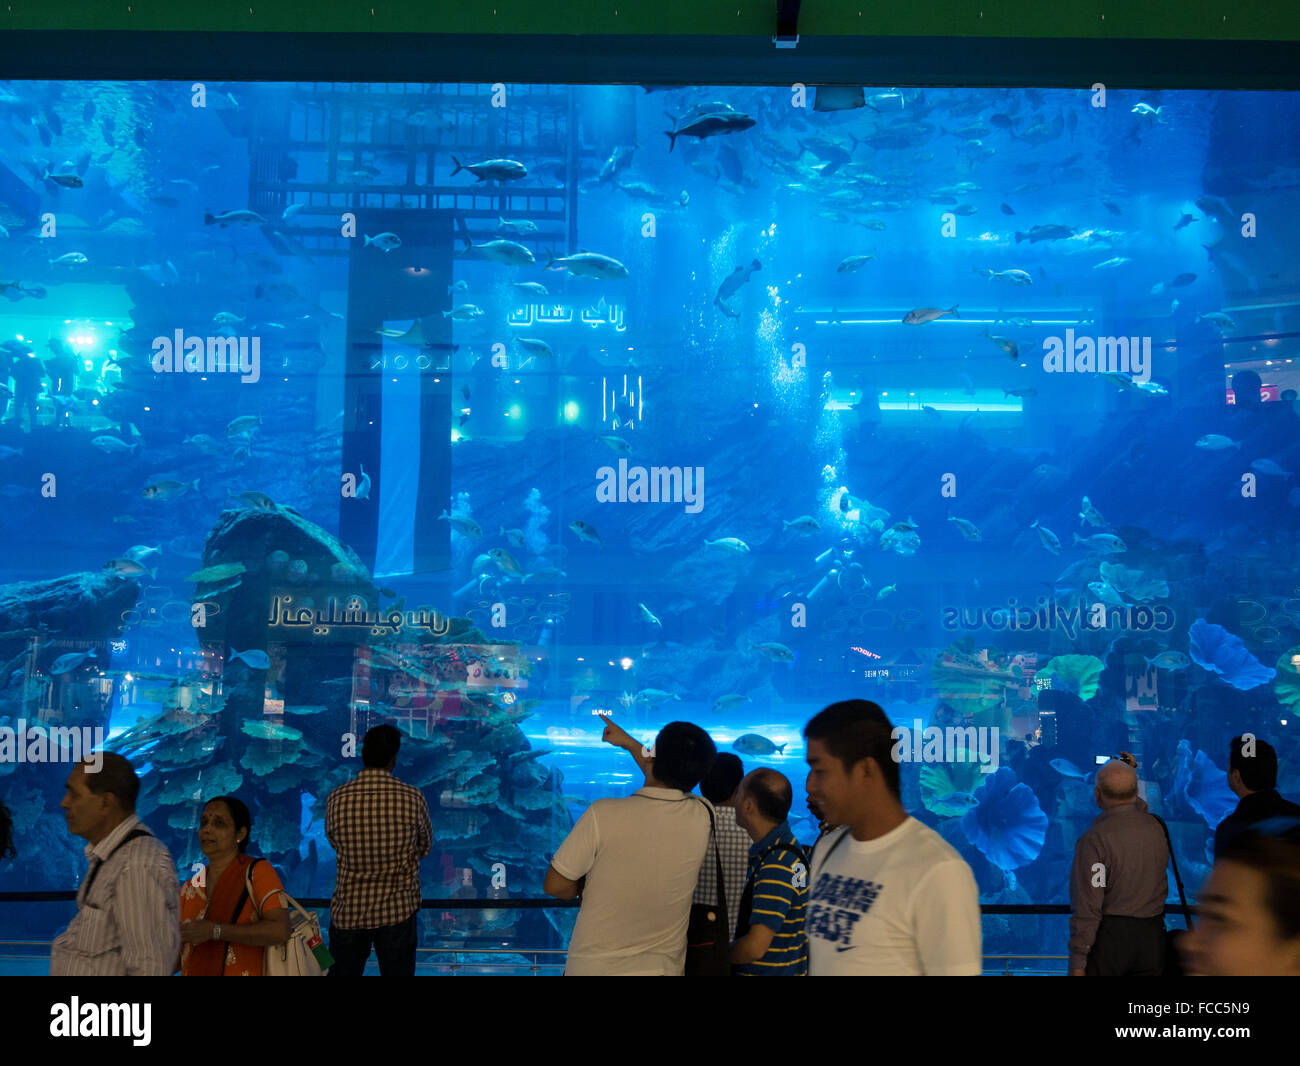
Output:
(0, 78), (1298, 973)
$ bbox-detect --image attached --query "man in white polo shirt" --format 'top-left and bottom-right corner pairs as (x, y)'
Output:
(804, 699), (982, 976)
(544, 717), (715, 976)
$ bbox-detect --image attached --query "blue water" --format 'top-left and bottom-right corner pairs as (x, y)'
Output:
(1, 82), (1298, 963)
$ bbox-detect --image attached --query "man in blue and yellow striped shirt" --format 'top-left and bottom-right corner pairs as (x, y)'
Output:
(730, 768), (809, 976)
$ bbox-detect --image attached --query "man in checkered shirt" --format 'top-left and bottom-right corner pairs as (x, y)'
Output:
(693, 753), (751, 943)
(326, 724), (432, 976)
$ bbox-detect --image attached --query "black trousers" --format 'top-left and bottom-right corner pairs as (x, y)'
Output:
(328, 912), (418, 976)
(1085, 915), (1166, 976)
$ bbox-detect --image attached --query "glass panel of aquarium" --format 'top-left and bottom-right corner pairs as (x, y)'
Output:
(0, 79), (1297, 968)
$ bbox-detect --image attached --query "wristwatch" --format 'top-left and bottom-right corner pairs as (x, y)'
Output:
(211, 923), (222, 940)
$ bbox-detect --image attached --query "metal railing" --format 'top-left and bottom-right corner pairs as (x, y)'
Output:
(0, 896), (1168, 976)
(0, 894), (1195, 914)
(0, 940), (1067, 975)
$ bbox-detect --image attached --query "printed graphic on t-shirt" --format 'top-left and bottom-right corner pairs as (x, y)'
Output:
(808, 873), (883, 950)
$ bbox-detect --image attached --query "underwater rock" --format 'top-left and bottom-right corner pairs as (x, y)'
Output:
(0, 570), (141, 658)
(186, 561), (248, 584)
(195, 505), (380, 740)
(198, 505), (377, 631)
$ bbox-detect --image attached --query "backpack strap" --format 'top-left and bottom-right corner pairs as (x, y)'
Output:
(81, 827), (152, 901)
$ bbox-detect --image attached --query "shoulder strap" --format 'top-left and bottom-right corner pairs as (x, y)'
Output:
(244, 858), (263, 917)
(634, 792), (728, 916)
(690, 795), (727, 920)
(1150, 813), (1193, 930)
(746, 840), (813, 896)
(215, 859), (257, 978)
(82, 827), (152, 899)
(246, 858), (287, 916)
(227, 859), (255, 924)
(811, 825), (852, 884)
(756, 839), (812, 870)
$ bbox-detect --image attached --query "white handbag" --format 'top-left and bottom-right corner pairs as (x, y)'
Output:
(245, 860), (332, 976)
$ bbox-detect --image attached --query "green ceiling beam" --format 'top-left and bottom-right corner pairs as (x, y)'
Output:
(1, 0), (1297, 41)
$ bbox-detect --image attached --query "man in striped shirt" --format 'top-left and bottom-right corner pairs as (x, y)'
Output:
(51, 753), (180, 976)
(326, 724), (432, 976)
(730, 768), (808, 976)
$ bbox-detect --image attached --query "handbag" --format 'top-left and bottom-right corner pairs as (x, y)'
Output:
(1151, 814), (1193, 976)
(245, 859), (334, 976)
(684, 798), (731, 976)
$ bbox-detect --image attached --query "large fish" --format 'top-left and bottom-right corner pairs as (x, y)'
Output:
(715, 259), (761, 310)
(451, 156), (527, 182)
(460, 238), (535, 266)
(1031, 518), (1061, 555)
(976, 268), (1033, 286)
(983, 329), (1019, 360)
(733, 733), (787, 756)
(837, 253), (877, 273)
(800, 136), (853, 175)
(1014, 224), (1074, 243)
(204, 209), (266, 227)
(598, 145), (635, 183)
(665, 109), (755, 151)
(903, 305), (959, 325)
(545, 250), (628, 280)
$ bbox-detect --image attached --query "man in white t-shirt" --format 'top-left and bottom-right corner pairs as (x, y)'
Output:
(803, 699), (982, 975)
(544, 717), (716, 975)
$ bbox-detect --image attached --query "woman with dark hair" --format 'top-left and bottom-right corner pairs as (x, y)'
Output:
(178, 795), (290, 976)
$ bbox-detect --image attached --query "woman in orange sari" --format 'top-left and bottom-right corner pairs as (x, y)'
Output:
(178, 795), (290, 976)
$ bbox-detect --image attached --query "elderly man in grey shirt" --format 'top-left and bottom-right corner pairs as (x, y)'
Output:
(1068, 758), (1169, 976)
(51, 753), (180, 976)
